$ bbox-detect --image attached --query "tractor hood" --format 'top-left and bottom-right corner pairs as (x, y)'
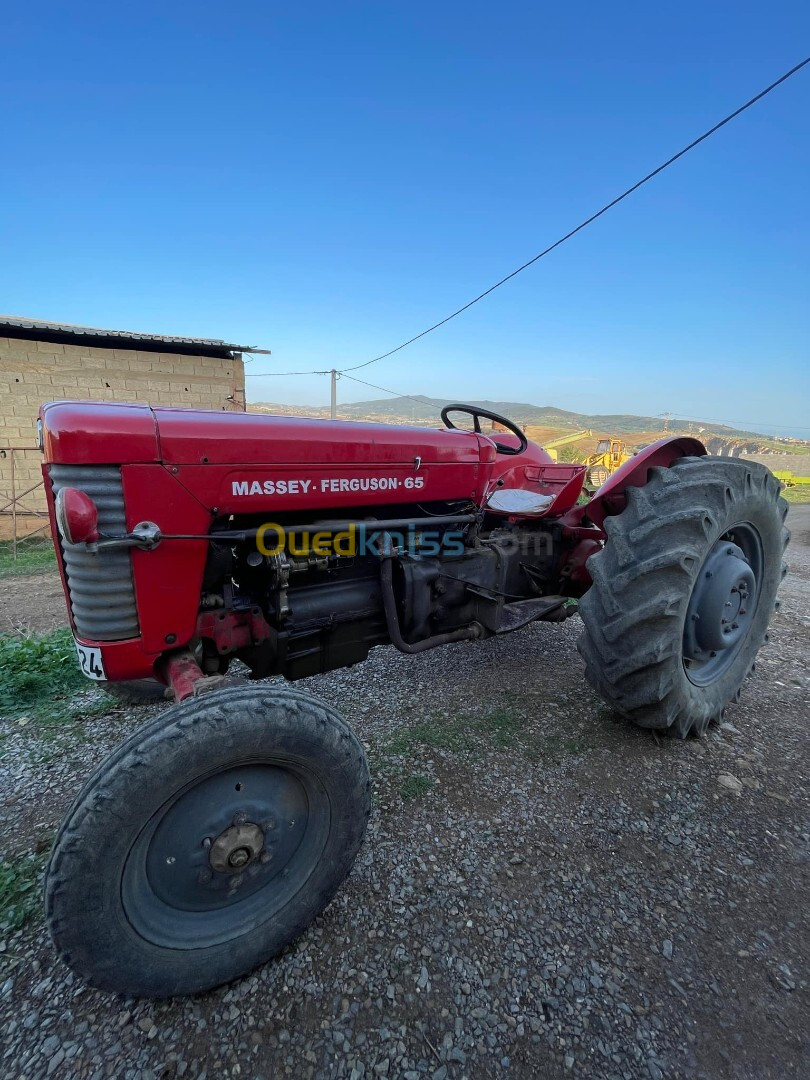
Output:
(40, 402), (160, 465)
(152, 406), (489, 465)
(40, 401), (494, 467)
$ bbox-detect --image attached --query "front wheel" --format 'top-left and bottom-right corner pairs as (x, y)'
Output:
(578, 457), (789, 737)
(44, 686), (370, 997)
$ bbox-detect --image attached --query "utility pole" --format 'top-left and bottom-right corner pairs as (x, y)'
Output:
(330, 369), (337, 420)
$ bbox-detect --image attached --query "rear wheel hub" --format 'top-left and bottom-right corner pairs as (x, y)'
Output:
(683, 526), (762, 686)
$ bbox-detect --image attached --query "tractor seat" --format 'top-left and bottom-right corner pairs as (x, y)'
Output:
(486, 488), (554, 514)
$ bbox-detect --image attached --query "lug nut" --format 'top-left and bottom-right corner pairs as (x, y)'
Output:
(228, 846), (251, 869)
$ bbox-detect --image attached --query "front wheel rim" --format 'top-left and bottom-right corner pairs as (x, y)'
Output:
(682, 521), (763, 687)
(121, 760), (331, 949)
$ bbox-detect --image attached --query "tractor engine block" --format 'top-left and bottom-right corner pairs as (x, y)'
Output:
(200, 517), (560, 682)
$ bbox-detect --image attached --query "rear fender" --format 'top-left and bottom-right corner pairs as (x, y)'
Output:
(561, 436), (707, 530)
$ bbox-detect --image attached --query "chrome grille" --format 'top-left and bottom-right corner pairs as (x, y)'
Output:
(49, 465), (140, 641)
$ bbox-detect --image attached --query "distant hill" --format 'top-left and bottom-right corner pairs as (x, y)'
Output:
(250, 396), (809, 458)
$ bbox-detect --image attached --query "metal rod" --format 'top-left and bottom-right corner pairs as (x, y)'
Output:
(330, 369), (337, 419)
(0, 480), (46, 515)
(203, 513), (477, 542)
(11, 449), (16, 561)
(92, 514), (481, 548)
(111, 513), (479, 545)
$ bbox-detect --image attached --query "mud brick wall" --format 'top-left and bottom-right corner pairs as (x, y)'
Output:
(0, 336), (245, 535)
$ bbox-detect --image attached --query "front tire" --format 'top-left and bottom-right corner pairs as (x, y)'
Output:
(44, 686), (370, 997)
(578, 457), (789, 737)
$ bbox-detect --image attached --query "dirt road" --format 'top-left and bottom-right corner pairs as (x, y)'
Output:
(1, 510), (808, 1079)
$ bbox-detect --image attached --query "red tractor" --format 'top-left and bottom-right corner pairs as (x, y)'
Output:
(38, 400), (788, 998)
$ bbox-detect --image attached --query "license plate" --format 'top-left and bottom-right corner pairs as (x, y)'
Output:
(75, 641), (107, 681)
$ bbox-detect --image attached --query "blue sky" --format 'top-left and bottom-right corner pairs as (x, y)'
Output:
(2, 2), (808, 436)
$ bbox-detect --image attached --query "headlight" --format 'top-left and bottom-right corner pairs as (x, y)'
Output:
(55, 488), (100, 545)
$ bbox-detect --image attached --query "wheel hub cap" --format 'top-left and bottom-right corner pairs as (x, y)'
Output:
(684, 541), (756, 660)
(682, 526), (763, 688)
(208, 822), (264, 874)
(121, 760), (332, 951)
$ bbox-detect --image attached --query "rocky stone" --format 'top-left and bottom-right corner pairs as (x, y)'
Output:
(717, 773), (743, 793)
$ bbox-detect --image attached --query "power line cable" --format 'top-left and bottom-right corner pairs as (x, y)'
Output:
(246, 368), (331, 377)
(340, 373), (446, 413)
(338, 56), (810, 374)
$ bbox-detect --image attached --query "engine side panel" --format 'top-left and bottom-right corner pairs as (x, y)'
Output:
(122, 466), (213, 655)
(167, 462), (486, 515)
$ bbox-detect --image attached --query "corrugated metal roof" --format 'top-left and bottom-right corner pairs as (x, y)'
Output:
(0, 315), (265, 355)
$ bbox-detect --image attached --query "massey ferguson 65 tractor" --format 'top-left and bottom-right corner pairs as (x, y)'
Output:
(38, 400), (788, 998)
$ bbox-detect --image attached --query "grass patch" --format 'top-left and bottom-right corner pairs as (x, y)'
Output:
(387, 700), (596, 766)
(400, 773), (433, 801)
(478, 706), (523, 749)
(780, 485), (810, 504)
(0, 853), (46, 932)
(389, 717), (468, 754)
(524, 733), (589, 764)
(389, 705), (526, 756)
(0, 627), (89, 726)
(0, 538), (56, 578)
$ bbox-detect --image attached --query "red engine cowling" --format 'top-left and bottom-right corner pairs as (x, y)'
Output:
(39, 401), (594, 686)
(39, 402), (497, 681)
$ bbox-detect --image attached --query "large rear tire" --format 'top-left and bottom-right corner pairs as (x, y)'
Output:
(44, 686), (370, 997)
(578, 457), (789, 737)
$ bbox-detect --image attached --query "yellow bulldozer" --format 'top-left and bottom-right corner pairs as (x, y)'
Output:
(583, 438), (634, 489)
(538, 430), (634, 488)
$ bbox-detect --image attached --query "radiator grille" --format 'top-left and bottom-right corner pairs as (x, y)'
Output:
(49, 465), (140, 641)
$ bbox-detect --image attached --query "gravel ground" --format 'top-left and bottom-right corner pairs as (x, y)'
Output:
(1, 509), (808, 1080)
(0, 571), (66, 635)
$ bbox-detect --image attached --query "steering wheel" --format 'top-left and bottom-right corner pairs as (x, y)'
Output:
(440, 404), (528, 456)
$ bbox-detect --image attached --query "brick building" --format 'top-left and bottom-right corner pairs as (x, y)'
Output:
(0, 316), (257, 541)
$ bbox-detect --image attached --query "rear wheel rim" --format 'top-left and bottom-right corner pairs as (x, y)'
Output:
(121, 760), (331, 949)
(682, 521), (763, 687)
